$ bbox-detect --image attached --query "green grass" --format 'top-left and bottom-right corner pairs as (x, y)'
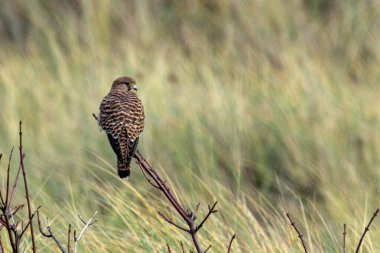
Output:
(1, 0), (380, 252)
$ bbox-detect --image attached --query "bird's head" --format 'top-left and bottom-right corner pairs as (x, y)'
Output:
(111, 76), (138, 91)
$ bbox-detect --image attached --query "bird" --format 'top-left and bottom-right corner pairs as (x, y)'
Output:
(97, 76), (145, 178)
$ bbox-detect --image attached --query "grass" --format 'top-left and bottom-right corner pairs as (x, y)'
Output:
(1, 0), (380, 252)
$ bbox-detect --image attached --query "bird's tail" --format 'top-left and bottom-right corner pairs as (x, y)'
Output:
(117, 159), (131, 179)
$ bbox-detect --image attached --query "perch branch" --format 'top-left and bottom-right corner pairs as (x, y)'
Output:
(92, 113), (225, 253)
(134, 150), (220, 253)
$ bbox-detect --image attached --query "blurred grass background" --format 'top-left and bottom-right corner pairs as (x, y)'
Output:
(0, 0), (380, 252)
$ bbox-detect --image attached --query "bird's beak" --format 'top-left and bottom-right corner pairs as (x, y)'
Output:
(133, 84), (138, 91)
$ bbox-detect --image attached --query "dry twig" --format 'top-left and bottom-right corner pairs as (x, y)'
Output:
(37, 209), (98, 253)
(343, 224), (346, 253)
(355, 209), (379, 253)
(0, 122), (39, 253)
(93, 113), (233, 253)
(19, 122), (37, 252)
(134, 151), (219, 253)
(73, 211), (98, 253)
(286, 213), (308, 253)
(227, 234), (236, 253)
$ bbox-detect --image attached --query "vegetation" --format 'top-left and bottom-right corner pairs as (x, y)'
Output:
(1, 0), (380, 252)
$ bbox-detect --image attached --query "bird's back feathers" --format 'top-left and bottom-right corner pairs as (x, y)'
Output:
(99, 86), (144, 178)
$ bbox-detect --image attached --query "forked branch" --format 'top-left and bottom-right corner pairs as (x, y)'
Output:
(134, 151), (221, 253)
(37, 209), (98, 253)
(93, 113), (232, 253)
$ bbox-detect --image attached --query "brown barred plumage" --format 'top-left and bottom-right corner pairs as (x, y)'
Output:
(98, 76), (145, 178)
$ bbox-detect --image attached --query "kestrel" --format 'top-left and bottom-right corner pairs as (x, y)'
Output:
(98, 76), (145, 178)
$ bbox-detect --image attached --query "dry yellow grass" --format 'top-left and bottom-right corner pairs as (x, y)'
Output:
(1, 0), (380, 252)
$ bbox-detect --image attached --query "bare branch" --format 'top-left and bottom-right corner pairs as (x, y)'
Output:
(227, 234), (236, 253)
(36, 209), (67, 253)
(92, 113), (98, 121)
(195, 202), (218, 233)
(137, 162), (160, 189)
(133, 151), (206, 253)
(343, 224), (346, 253)
(19, 121), (37, 253)
(5, 147), (14, 207)
(180, 241), (186, 253)
(355, 208), (379, 253)
(192, 203), (200, 220)
(77, 214), (97, 226)
(286, 213), (308, 253)
(8, 159), (24, 211)
(37, 209), (51, 238)
(166, 243), (172, 253)
(0, 235), (4, 253)
(204, 245), (212, 253)
(67, 224), (71, 253)
(92, 115), (228, 253)
(74, 211), (98, 253)
(20, 208), (39, 238)
(158, 212), (190, 233)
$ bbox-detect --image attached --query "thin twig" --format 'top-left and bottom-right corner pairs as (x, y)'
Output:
(204, 245), (212, 252)
(134, 151), (205, 253)
(36, 209), (67, 253)
(193, 203), (200, 220)
(67, 224), (71, 253)
(355, 208), (379, 253)
(286, 213), (308, 253)
(158, 212), (190, 232)
(47, 226), (67, 253)
(180, 241), (186, 253)
(0, 235), (4, 253)
(8, 159), (24, 211)
(19, 121), (37, 253)
(195, 202), (218, 233)
(137, 162), (160, 189)
(93, 114), (223, 253)
(77, 214), (97, 226)
(92, 113), (98, 121)
(343, 224), (346, 253)
(19, 208), (39, 238)
(74, 211), (98, 253)
(5, 148), (14, 207)
(36, 209), (51, 238)
(227, 234), (236, 253)
(166, 243), (172, 253)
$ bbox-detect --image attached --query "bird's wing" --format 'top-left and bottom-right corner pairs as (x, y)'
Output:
(124, 93), (145, 141)
(99, 92), (130, 138)
(106, 133), (122, 161)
